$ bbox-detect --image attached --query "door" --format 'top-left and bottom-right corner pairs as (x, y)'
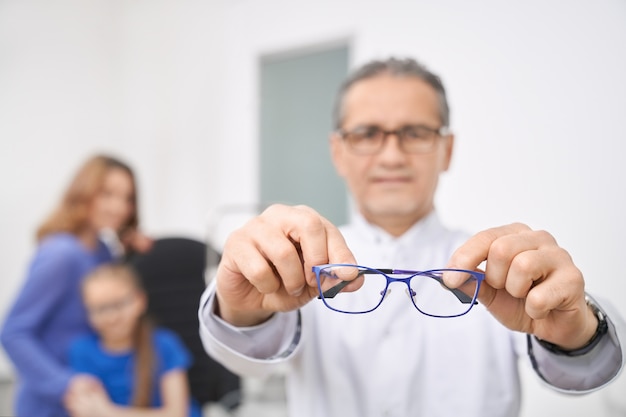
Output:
(259, 44), (349, 225)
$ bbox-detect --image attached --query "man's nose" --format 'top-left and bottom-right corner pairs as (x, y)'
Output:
(379, 132), (406, 156)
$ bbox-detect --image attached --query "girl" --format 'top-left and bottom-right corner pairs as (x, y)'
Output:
(65, 263), (201, 417)
(0, 154), (150, 417)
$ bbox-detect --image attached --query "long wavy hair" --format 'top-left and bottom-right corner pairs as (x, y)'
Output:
(36, 154), (139, 242)
(82, 263), (155, 406)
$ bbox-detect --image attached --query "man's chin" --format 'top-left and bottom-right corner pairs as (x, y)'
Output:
(362, 202), (423, 220)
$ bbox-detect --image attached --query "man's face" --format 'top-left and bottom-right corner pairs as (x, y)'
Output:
(331, 74), (454, 234)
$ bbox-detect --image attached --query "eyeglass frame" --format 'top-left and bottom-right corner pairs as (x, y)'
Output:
(312, 264), (484, 318)
(85, 293), (138, 319)
(336, 124), (451, 155)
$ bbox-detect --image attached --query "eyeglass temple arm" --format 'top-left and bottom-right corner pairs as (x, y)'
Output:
(317, 269), (371, 299)
(318, 269), (477, 305)
(421, 272), (477, 305)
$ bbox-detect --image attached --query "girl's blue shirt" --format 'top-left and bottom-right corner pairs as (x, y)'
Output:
(69, 327), (202, 417)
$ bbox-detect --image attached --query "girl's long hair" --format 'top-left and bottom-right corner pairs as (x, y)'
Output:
(83, 263), (154, 406)
(36, 154), (139, 242)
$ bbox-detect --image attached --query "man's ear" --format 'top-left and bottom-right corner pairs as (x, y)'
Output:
(442, 133), (455, 172)
(329, 132), (347, 178)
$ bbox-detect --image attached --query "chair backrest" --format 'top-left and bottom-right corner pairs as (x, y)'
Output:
(128, 237), (240, 408)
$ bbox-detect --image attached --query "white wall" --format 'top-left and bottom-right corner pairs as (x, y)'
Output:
(0, 0), (222, 374)
(0, 0), (123, 376)
(1, 0), (625, 415)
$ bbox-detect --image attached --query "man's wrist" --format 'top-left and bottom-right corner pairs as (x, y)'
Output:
(535, 296), (608, 357)
(214, 293), (273, 327)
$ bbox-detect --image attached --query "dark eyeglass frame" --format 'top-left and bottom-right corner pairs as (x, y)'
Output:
(86, 293), (137, 318)
(337, 124), (450, 155)
(312, 264), (483, 318)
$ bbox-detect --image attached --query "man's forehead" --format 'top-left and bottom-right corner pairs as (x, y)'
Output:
(341, 74), (441, 126)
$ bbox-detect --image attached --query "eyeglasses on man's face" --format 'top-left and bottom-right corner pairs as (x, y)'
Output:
(312, 264), (483, 318)
(338, 124), (450, 155)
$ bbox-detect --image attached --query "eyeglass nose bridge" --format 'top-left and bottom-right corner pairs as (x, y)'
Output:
(377, 129), (408, 153)
(387, 273), (477, 307)
(373, 279), (411, 304)
(376, 285), (420, 302)
(380, 276), (415, 299)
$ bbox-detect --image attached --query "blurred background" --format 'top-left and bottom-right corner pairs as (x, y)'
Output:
(1, 0), (625, 415)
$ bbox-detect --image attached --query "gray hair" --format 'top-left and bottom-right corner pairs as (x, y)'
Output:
(333, 57), (450, 129)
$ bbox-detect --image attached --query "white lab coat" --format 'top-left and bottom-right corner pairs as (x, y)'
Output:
(200, 211), (625, 417)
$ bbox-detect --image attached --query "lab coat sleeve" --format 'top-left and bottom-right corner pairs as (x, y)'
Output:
(198, 281), (301, 379)
(528, 294), (625, 393)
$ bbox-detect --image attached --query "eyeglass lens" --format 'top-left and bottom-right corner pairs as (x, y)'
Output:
(344, 125), (440, 154)
(87, 294), (135, 318)
(317, 266), (479, 317)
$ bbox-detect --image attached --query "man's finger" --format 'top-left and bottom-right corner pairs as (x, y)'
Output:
(266, 205), (356, 288)
(445, 223), (531, 287)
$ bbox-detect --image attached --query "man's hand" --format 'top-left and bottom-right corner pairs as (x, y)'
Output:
(445, 223), (598, 350)
(215, 204), (356, 327)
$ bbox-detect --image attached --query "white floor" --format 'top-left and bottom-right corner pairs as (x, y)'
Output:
(0, 375), (289, 417)
(206, 376), (288, 417)
(0, 378), (14, 415)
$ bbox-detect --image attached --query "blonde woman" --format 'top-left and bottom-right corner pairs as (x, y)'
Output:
(1, 154), (150, 417)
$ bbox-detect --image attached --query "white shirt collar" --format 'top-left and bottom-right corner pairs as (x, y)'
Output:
(350, 209), (443, 247)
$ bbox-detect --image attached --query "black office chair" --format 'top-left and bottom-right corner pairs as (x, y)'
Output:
(128, 237), (241, 410)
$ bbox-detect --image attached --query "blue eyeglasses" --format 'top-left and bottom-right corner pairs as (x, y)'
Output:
(312, 264), (484, 318)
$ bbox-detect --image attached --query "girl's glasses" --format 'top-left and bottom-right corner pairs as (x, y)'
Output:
(86, 293), (136, 319)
